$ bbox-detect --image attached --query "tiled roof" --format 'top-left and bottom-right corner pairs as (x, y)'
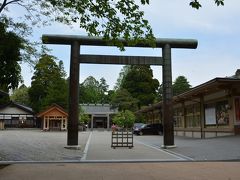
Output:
(0, 101), (34, 114)
(80, 104), (118, 114)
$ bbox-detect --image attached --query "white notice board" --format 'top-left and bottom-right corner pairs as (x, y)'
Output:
(205, 107), (216, 125)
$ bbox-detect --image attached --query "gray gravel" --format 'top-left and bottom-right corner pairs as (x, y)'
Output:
(0, 129), (90, 161)
(1, 129), (240, 162)
(134, 135), (240, 161)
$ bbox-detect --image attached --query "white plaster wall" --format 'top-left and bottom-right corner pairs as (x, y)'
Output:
(193, 132), (201, 138)
(0, 106), (29, 114)
(205, 132), (217, 138)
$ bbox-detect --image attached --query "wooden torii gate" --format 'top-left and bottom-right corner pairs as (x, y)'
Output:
(42, 35), (197, 148)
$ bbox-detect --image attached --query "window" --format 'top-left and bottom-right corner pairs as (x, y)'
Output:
(186, 104), (200, 127)
(174, 108), (183, 127)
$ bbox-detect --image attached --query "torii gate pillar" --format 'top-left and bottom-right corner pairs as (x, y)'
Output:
(162, 44), (174, 148)
(68, 41), (80, 145)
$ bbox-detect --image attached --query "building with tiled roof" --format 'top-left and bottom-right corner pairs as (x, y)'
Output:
(137, 70), (240, 138)
(80, 104), (118, 130)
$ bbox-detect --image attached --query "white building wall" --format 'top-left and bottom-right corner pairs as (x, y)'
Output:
(0, 106), (30, 114)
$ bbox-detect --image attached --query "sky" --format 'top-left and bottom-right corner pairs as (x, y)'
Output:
(16, 0), (240, 89)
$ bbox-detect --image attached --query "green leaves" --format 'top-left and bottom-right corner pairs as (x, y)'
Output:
(215, 0), (224, 6)
(190, 0), (224, 9)
(28, 54), (68, 112)
(110, 88), (138, 112)
(11, 85), (31, 106)
(172, 76), (191, 96)
(121, 65), (159, 109)
(189, 0), (202, 9)
(46, 0), (155, 50)
(0, 21), (23, 91)
(79, 76), (109, 104)
(141, 0), (150, 5)
(113, 110), (136, 128)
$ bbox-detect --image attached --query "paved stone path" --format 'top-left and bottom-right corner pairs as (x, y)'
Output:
(134, 135), (240, 160)
(1, 129), (240, 162)
(83, 131), (183, 161)
(0, 129), (90, 161)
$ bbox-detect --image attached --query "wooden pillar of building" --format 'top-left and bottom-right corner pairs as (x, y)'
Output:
(91, 115), (93, 131)
(61, 118), (63, 130)
(200, 96), (205, 139)
(107, 114), (110, 130)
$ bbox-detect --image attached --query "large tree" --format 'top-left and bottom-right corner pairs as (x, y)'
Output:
(99, 77), (109, 103)
(172, 76), (191, 96)
(79, 76), (109, 104)
(121, 65), (159, 109)
(0, 21), (23, 92)
(157, 75), (192, 100)
(10, 84), (30, 106)
(110, 88), (138, 112)
(28, 54), (68, 112)
(114, 65), (131, 90)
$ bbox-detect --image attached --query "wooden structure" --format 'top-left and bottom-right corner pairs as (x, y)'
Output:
(38, 104), (68, 131)
(42, 34), (197, 147)
(111, 130), (133, 149)
(80, 104), (118, 130)
(137, 70), (240, 138)
(0, 101), (35, 129)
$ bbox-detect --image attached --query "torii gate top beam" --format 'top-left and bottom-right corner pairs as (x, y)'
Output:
(42, 35), (198, 49)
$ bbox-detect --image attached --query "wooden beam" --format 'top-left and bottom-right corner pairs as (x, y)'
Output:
(79, 55), (163, 65)
(42, 35), (198, 49)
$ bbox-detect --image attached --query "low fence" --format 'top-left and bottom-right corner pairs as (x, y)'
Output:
(111, 130), (133, 149)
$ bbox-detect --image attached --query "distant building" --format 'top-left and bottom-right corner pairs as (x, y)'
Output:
(37, 104), (68, 131)
(137, 70), (240, 138)
(0, 90), (9, 129)
(0, 101), (36, 129)
(80, 104), (118, 130)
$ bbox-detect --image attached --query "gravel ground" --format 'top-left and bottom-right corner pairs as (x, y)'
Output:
(134, 135), (240, 160)
(0, 129), (90, 161)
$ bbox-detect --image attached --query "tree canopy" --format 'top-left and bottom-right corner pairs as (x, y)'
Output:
(112, 110), (136, 128)
(79, 106), (90, 125)
(79, 76), (109, 104)
(110, 88), (138, 112)
(0, 0), (155, 51)
(0, 21), (23, 91)
(10, 84), (30, 106)
(172, 76), (191, 96)
(0, 0), (225, 52)
(157, 75), (192, 100)
(114, 65), (130, 90)
(28, 54), (68, 112)
(121, 65), (159, 109)
(0, 0), (225, 96)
